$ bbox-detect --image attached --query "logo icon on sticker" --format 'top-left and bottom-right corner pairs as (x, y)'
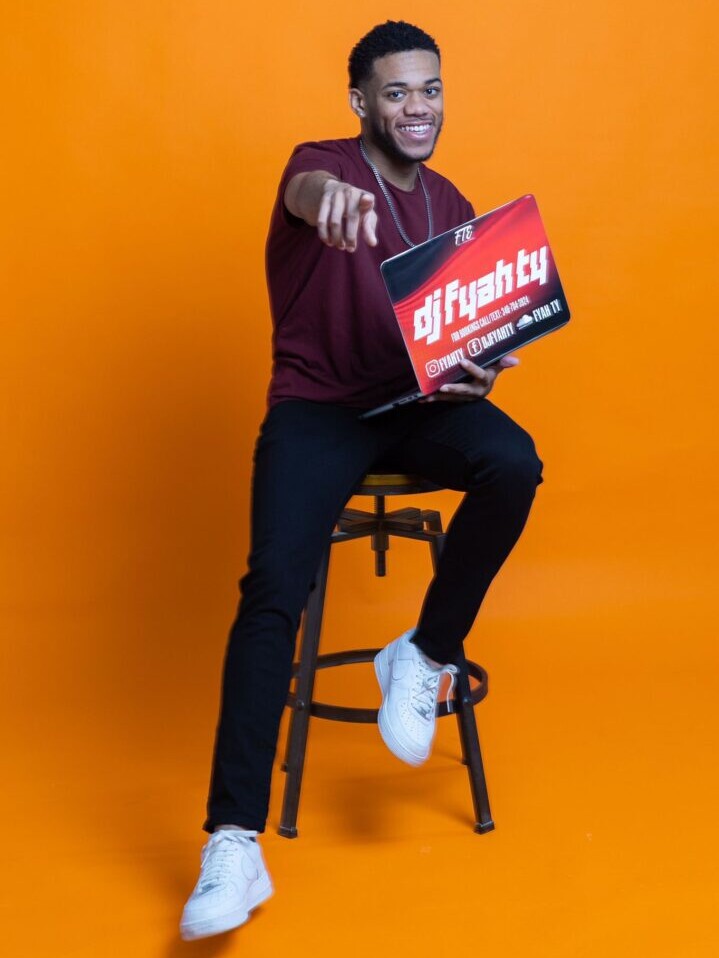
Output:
(516, 314), (534, 330)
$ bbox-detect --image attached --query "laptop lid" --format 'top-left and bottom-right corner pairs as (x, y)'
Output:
(379, 193), (570, 398)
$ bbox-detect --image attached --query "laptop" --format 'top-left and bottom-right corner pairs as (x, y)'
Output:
(359, 194), (570, 419)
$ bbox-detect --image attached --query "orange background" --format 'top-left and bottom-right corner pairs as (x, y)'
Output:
(2, 2), (718, 956)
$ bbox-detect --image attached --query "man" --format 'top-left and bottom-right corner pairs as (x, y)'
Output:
(180, 20), (543, 940)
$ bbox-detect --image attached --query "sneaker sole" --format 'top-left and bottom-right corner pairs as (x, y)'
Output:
(180, 873), (274, 941)
(374, 648), (427, 767)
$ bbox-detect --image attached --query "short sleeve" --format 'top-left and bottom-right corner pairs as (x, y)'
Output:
(278, 141), (346, 226)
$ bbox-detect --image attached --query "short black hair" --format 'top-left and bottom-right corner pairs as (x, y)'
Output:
(348, 21), (440, 89)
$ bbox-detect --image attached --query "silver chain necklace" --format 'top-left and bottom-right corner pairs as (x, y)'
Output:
(358, 138), (433, 248)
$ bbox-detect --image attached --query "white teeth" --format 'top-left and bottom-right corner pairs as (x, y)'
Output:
(400, 124), (430, 133)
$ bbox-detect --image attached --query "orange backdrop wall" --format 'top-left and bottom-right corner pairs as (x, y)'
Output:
(1, 2), (717, 955)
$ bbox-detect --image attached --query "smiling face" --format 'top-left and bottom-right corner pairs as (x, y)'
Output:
(350, 49), (444, 168)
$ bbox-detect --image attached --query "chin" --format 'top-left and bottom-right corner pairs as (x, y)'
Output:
(391, 139), (437, 164)
(395, 130), (442, 165)
(414, 146), (437, 163)
(403, 146), (437, 164)
(367, 122), (442, 167)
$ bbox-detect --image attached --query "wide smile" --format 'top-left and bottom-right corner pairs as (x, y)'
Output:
(396, 122), (434, 142)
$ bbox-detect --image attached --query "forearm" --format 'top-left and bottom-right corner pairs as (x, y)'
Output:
(284, 171), (339, 225)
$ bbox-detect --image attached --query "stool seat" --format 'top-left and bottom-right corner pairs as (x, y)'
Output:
(355, 473), (440, 496)
(279, 472), (494, 838)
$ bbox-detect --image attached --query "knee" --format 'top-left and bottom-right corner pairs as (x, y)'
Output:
(512, 430), (543, 487)
(474, 428), (543, 493)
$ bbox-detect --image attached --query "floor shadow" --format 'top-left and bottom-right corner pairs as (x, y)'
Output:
(161, 898), (273, 957)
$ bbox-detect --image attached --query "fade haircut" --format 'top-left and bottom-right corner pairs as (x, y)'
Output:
(348, 21), (440, 89)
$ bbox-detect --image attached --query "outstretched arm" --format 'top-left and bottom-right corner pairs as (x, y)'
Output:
(284, 171), (378, 253)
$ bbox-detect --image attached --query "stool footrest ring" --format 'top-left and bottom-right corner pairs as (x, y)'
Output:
(286, 648), (488, 724)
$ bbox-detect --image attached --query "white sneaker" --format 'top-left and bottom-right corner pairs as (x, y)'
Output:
(374, 629), (458, 766)
(180, 829), (273, 941)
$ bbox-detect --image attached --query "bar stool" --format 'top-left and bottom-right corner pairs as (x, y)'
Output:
(279, 473), (494, 838)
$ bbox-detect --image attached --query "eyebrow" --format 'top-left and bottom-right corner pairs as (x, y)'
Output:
(380, 77), (442, 90)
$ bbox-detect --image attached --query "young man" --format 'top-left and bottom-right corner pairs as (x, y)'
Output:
(180, 20), (543, 940)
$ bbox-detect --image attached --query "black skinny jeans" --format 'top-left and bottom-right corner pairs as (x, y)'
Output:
(204, 398), (543, 833)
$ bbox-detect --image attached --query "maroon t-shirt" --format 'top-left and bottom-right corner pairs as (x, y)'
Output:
(266, 137), (474, 408)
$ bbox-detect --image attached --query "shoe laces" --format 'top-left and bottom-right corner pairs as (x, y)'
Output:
(410, 656), (458, 720)
(198, 830), (258, 891)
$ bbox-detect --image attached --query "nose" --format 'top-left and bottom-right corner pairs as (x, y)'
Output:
(403, 91), (430, 116)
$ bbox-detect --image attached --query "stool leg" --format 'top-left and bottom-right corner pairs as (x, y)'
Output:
(454, 648), (495, 833)
(372, 494), (388, 576)
(424, 511), (444, 576)
(426, 523), (469, 768)
(278, 546), (331, 839)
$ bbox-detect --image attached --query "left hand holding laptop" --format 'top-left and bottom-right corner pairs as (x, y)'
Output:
(421, 355), (520, 403)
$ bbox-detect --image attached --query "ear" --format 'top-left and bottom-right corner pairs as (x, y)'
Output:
(349, 88), (366, 119)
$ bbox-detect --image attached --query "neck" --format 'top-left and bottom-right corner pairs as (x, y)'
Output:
(359, 136), (419, 190)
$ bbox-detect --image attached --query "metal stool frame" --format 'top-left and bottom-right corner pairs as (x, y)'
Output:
(278, 475), (495, 838)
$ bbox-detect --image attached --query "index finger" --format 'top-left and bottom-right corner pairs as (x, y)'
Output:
(359, 193), (377, 246)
